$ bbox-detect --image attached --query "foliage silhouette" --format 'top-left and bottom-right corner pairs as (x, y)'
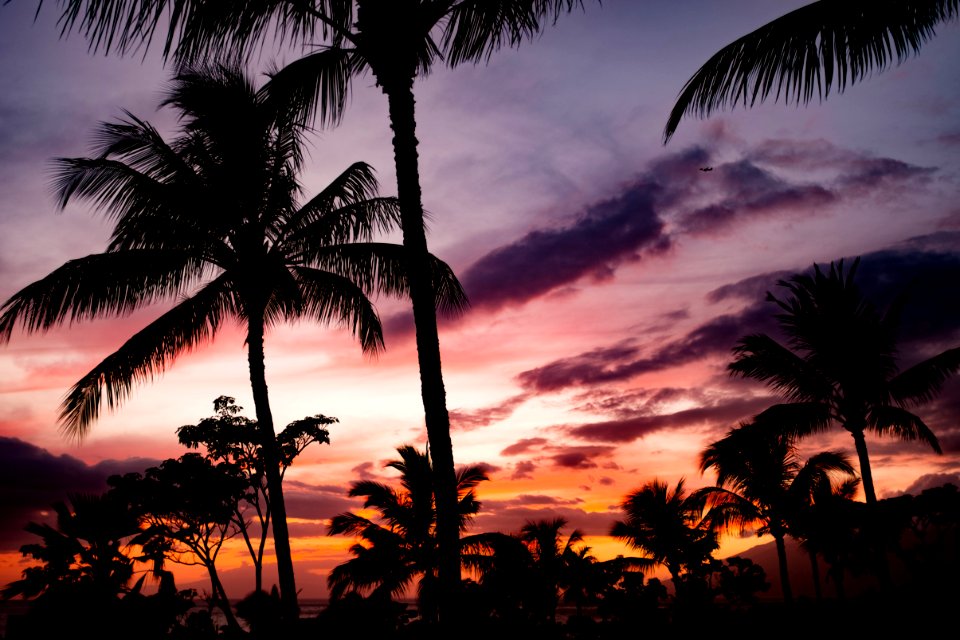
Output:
(728, 258), (959, 505)
(108, 454), (249, 629)
(664, 0), (960, 141)
(0, 63), (465, 619)
(327, 444), (487, 623)
(697, 420), (857, 603)
(45, 1), (600, 617)
(177, 395), (335, 594)
(610, 478), (720, 599)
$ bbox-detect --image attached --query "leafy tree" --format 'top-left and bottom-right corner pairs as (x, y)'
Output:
(1, 492), (193, 640)
(697, 420), (856, 602)
(0, 63), (465, 619)
(108, 454), (250, 630)
(728, 258), (959, 505)
(327, 444), (487, 623)
(664, 0), (960, 141)
(45, 1), (600, 614)
(611, 478), (720, 595)
(177, 395), (335, 593)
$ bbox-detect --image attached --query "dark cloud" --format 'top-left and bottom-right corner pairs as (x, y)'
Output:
(548, 445), (617, 469)
(509, 494), (584, 506)
(510, 460), (537, 480)
(517, 306), (777, 393)
(500, 437), (549, 456)
(471, 504), (620, 537)
(678, 160), (836, 235)
(459, 180), (669, 312)
(450, 393), (532, 430)
(281, 480), (358, 521)
(565, 396), (772, 444)
(903, 473), (960, 495)
(0, 437), (158, 551)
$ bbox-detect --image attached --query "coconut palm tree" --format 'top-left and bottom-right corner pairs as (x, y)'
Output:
(664, 0), (960, 141)
(697, 420), (857, 603)
(611, 478), (719, 592)
(327, 444), (488, 622)
(0, 64), (466, 620)
(47, 1), (599, 612)
(728, 258), (959, 506)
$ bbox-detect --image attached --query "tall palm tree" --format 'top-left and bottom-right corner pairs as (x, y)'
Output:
(327, 444), (488, 622)
(663, 0), (960, 141)
(47, 1), (599, 612)
(611, 478), (719, 591)
(0, 64), (466, 620)
(728, 258), (959, 505)
(697, 420), (857, 603)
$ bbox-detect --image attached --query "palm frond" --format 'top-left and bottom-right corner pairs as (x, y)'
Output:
(265, 46), (364, 129)
(442, 0), (590, 66)
(729, 333), (832, 400)
(290, 266), (385, 355)
(753, 402), (833, 438)
(0, 250), (201, 342)
(59, 274), (232, 438)
(664, 0), (960, 141)
(870, 405), (942, 453)
(889, 347), (960, 405)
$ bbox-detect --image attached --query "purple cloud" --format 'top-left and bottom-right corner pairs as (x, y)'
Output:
(460, 181), (670, 311)
(500, 437), (549, 456)
(510, 460), (537, 480)
(450, 393), (532, 430)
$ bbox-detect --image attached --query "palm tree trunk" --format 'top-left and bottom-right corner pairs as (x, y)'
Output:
(774, 534), (793, 603)
(808, 548), (823, 602)
(850, 429), (877, 505)
(383, 77), (461, 620)
(247, 311), (299, 621)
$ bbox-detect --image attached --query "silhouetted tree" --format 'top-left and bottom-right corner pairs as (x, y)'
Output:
(46, 2), (599, 617)
(697, 420), (857, 603)
(664, 0), (960, 141)
(327, 444), (487, 624)
(108, 454), (249, 630)
(177, 395), (335, 594)
(728, 258), (959, 505)
(0, 64), (465, 619)
(611, 478), (720, 597)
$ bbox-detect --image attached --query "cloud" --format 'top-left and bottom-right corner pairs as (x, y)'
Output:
(565, 396), (772, 444)
(471, 504), (620, 537)
(903, 473), (960, 496)
(0, 437), (158, 551)
(500, 437), (549, 456)
(517, 306), (777, 393)
(510, 460), (536, 480)
(549, 445), (617, 469)
(450, 393), (532, 430)
(459, 180), (669, 312)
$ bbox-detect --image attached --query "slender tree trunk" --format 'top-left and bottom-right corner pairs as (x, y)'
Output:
(850, 429), (877, 505)
(382, 78), (461, 621)
(808, 548), (823, 602)
(247, 311), (299, 621)
(207, 561), (241, 630)
(774, 534), (794, 604)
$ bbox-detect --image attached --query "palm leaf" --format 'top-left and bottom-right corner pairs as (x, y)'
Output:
(730, 333), (832, 400)
(664, 0), (960, 141)
(0, 250), (200, 342)
(889, 347), (960, 405)
(442, 0), (589, 65)
(870, 404), (942, 453)
(59, 274), (232, 437)
(265, 46), (364, 129)
(290, 266), (385, 354)
(752, 401), (833, 438)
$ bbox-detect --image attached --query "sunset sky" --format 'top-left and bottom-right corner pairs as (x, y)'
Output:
(1, 1), (958, 599)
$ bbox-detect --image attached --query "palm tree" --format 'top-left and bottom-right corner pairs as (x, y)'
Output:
(728, 258), (959, 505)
(697, 420), (857, 603)
(0, 64), (466, 620)
(327, 444), (488, 622)
(611, 478), (719, 592)
(518, 517), (586, 624)
(664, 0), (960, 141)
(47, 1), (599, 612)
